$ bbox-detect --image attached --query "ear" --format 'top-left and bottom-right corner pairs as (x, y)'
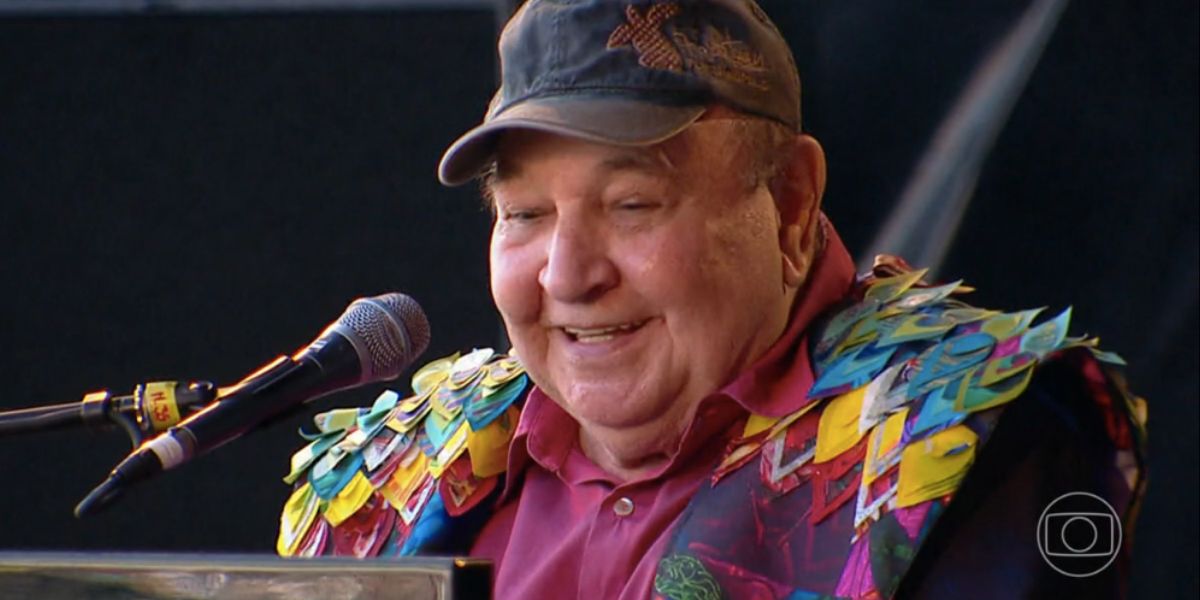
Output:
(773, 134), (826, 288)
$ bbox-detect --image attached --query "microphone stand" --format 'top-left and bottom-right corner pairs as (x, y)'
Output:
(0, 381), (218, 448)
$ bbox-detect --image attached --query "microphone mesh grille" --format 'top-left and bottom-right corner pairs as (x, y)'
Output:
(337, 293), (431, 382)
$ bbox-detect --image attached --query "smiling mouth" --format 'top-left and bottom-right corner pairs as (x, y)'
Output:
(562, 320), (650, 344)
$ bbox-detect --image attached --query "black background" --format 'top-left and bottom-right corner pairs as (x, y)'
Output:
(0, 1), (1195, 598)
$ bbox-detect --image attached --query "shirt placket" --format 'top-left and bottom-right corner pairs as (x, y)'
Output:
(577, 481), (649, 600)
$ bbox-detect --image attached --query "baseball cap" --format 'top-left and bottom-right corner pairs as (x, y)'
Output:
(437, 0), (802, 186)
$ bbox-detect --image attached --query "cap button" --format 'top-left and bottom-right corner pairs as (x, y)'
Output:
(613, 497), (635, 518)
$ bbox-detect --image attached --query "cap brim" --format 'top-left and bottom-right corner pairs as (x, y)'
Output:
(437, 96), (706, 186)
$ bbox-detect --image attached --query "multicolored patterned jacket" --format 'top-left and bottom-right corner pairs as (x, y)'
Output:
(276, 261), (1147, 598)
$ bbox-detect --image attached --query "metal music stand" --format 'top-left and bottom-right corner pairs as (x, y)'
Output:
(0, 552), (490, 600)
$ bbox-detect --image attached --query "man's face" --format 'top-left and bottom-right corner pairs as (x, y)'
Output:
(487, 121), (797, 440)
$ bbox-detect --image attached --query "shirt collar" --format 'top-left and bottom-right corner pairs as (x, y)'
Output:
(501, 215), (857, 494)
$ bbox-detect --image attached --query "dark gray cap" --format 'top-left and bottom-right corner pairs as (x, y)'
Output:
(437, 0), (802, 186)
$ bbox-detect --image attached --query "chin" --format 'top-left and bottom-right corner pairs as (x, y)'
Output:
(564, 385), (676, 429)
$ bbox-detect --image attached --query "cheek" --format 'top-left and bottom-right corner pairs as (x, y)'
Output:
(687, 205), (784, 314)
(691, 210), (779, 284)
(489, 232), (542, 327)
(618, 227), (703, 301)
(722, 192), (783, 260)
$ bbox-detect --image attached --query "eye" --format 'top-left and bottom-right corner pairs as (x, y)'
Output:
(615, 197), (660, 212)
(500, 206), (548, 223)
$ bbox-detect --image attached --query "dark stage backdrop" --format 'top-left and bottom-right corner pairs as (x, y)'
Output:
(0, 2), (1195, 599)
(0, 7), (500, 555)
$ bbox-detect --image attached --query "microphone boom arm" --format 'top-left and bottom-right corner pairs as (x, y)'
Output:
(0, 381), (218, 447)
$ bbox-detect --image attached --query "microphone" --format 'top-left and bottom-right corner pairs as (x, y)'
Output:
(74, 292), (431, 518)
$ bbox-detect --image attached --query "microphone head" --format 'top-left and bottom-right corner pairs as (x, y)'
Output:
(335, 292), (431, 383)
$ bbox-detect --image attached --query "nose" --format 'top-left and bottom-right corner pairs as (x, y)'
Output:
(538, 214), (619, 303)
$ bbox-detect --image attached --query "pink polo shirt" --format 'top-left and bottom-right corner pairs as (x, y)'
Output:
(472, 220), (857, 599)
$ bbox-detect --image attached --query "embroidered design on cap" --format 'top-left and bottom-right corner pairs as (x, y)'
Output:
(672, 25), (768, 90)
(607, 2), (769, 90)
(607, 3), (685, 72)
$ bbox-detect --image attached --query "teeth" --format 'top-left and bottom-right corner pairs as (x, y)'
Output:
(577, 334), (614, 344)
(564, 321), (644, 342)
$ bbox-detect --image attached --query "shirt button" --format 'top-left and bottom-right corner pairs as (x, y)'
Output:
(612, 497), (635, 518)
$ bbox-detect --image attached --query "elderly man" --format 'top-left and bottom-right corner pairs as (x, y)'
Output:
(276, 1), (1146, 598)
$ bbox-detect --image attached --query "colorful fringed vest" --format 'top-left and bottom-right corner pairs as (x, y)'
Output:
(276, 263), (1147, 599)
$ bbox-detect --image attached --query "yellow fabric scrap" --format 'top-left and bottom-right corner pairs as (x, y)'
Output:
(342, 428), (370, 451)
(380, 450), (429, 512)
(958, 366), (1035, 413)
(468, 405), (519, 478)
(429, 420), (471, 478)
(387, 402), (431, 434)
(978, 352), (1038, 387)
(864, 269), (929, 302)
(841, 318), (880, 349)
(277, 482), (317, 556)
(482, 357), (525, 387)
(815, 386), (868, 463)
(980, 308), (1042, 340)
(322, 471), (374, 527)
(942, 307), (999, 325)
(897, 425), (978, 508)
(885, 313), (956, 343)
(716, 442), (760, 473)
(284, 440), (319, 485)
(411, 354), (457, 396)
(863, 409), (908, 485)
(314, 408), (359, 433)
(309, 446), (350, 483)
(399, 388), (433, 413)
(874, 305), (908, 320)
(743, 413), (779, 438)
(429, 391), (460, 422)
